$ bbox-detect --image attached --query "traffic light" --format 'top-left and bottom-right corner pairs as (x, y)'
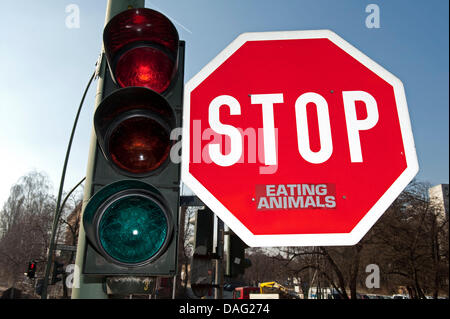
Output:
(82, 8), (184, 276)
(51, 261), (64, 284)
(189, 206), (215, 297)
(27, 261), (36, 279)
(226, 231), (251, 278)
(190, 206), (214, 257)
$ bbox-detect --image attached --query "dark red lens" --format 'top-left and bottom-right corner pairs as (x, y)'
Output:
(109, 116), (171, 174)
(103, 8), (179, 93)
(115, 47), (174, 93)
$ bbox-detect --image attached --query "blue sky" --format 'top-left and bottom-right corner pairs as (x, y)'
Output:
(0, 0), (448, 206)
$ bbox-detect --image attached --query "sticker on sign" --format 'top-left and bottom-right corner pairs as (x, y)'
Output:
(255, 183), (336, 210)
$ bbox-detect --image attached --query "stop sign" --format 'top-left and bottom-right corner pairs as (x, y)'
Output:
(182, 30), (418, 246)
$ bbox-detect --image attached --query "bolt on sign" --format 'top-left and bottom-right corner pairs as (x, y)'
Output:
(182, 30), (418, 247)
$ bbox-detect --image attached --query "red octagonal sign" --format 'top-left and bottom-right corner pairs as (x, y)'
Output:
(182, 30), (418, 246)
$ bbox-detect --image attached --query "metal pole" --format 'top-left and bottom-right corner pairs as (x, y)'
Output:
(214, 217), (224, 299)
(71, 0), (145, 299)
(224, 225), (230, 277)
(173, 204), (188, 299)
(171, 275), (177, 299)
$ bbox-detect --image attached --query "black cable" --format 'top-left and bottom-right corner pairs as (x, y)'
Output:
(41, 71), (95, 299)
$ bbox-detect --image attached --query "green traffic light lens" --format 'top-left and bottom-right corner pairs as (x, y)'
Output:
(98, 194), (168, 265)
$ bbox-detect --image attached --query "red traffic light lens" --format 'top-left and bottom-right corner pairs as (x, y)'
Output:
(109, 116), (171, 174)
(115, 47), (174, 93)
(94, 87), (176, 176)
(103, 8), (179, 93)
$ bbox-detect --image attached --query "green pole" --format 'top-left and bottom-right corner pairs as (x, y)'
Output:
(71, 0), (145, 299)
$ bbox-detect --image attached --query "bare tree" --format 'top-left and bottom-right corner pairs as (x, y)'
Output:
(0, 171), (55, 290)
(348, 180), (449, 298)
(243, 248), (287, 287)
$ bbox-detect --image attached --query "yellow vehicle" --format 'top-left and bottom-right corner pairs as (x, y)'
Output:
(259, 282), (299, 299)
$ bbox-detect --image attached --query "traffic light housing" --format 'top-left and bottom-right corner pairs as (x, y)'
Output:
(226, 232), (251, 278)
(51, 261), (64, 284)
(27, 261), (36, 279)
(82, 8), (184, 276)
(189, 206), (215, 297)
(190, 206), (214, 257)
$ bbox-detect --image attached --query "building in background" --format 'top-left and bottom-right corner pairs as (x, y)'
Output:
(428, 184), (449, 222)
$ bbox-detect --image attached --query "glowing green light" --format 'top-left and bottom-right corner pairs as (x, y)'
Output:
(98, 195), (168, 264)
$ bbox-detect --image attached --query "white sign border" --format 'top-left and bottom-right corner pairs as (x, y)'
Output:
(182, 30), (419, 247)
